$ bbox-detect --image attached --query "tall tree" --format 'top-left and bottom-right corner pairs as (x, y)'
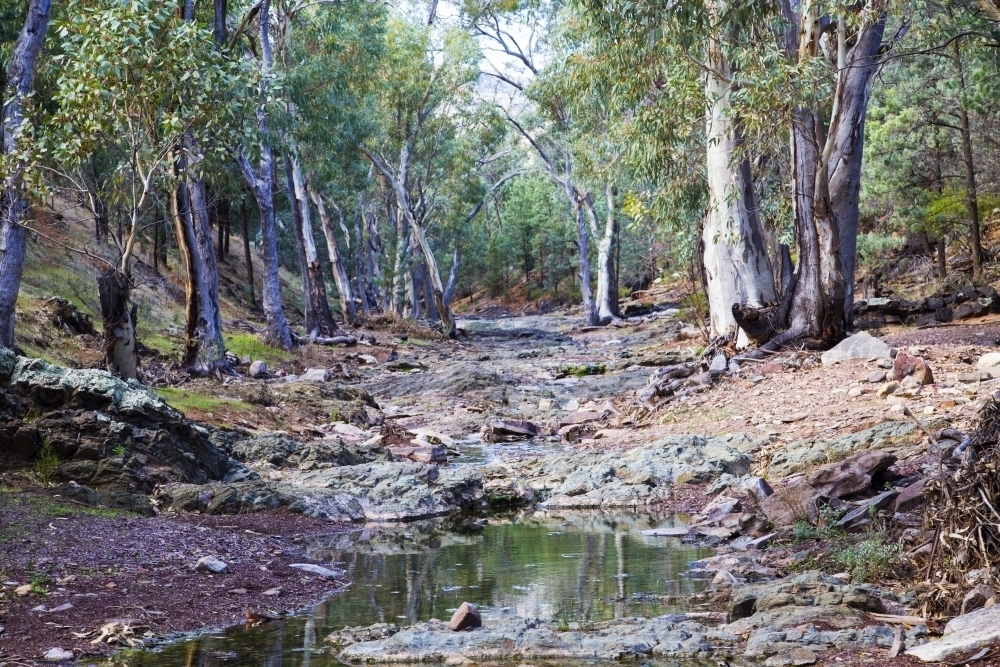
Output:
(0, 0), (52, 351)
(235, 0), (293, 349)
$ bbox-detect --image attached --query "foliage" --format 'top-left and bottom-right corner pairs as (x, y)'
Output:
(856, 232), (907, 268)
(33, 439), (60, 483)
(834, 538), (905, 583)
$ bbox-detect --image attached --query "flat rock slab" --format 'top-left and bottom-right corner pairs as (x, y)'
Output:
(332, 613), (732, 663)
(907, 605), (1000, 662)
(820, 332), (891, 366)
(640, 527), (690, 537)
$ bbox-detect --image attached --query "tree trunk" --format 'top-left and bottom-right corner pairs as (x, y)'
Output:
(365, 209), (383, 310)
(444, 245), (460, 307)
(98, 269), (138, 379)
(352, 206), (370, 316)
(390, 212), (408, 316)
(285, 155), (337, 335)
(309, 186), (357, 325)
(287, 164), (316, 332)
(735, 7), (884, 348)
(0, 0), (52, 350)
(938, 236), (948, 278)
(235, 0), (292, 349)
(952, 40), (982, 279)
(240, 199), (257, 309)
(701, 43), (777, 339)
(183, 143), (229, 373)
(594, 182), (620, 322)
(568, 189), (598, 326)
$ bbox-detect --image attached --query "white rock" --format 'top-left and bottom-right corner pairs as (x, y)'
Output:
(195, 556), (229, 574)
(977, 353), (1000, 369)
(289, 563), (343, 579)
(563, 399), (580, 411)
(907, 605), (1000, 662)
(300, 367), (331, 382)
(42, 648), (74, 662)
(249, 360), (268, 378)
(821, 332), (892, 366)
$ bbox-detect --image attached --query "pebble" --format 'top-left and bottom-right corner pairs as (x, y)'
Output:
(867, 370), (886, 383)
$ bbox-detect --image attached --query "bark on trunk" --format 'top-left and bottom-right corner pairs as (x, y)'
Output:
(235, 0), (292, 349)
(183, 143), (229, 372)
(569, 189), (598, 326)
(390, 213), (408, 316)
(240, 199), (257, 308)
(352, 206), (370, 316)
(309, 186), (357, 325)
(285, 155), (337, 335)
(0, 0), (52, 350)
(594, 182), (620, 322)
(98, 269), (138, 379)
(735, 5), (885, 347)
(701, 42), (777, 338)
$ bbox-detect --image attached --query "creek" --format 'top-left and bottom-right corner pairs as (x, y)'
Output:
(119, 510), (711, 666)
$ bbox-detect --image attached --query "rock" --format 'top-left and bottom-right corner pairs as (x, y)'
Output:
(957, 372), (983, 384)
(42, 648), (74, 662)
(821, 332), (891, 366)
(558, 411), (604, 426)
(709, 353), (729, 373)
(847, 387), (864, 397)
(195, 556), (229, 574)
(249, 360), (268, 378)
(15, 584), (32, 596)
(47, 603), (74, 613)
(484, 419), (537, 441)
(907, 605), (1000, 662)
(389, 444), (448, 464)
(961, 584), (995, 615)
(954, 299), (991, 320)
(563, 399), (580, 411)
(538, 398), (554, 410)
(876, 382), (899, 398)
(230, 433), (389, 469)
(336, 611), (731, 662)
(761, 362), (784, 374)
(300, 368), (331, 382)
(978, 353), (1000, 369)
(895, 478), (926, 513)
(892, 352), (934, 385)
(765, 648), (817, 666)
(835, 489), (899, 531)
(760, 450), (896, 525)
(289, 563), (343, 579)
(867, 370), (886, 383)
(640, 527), (689, 537)
(448, 602), (482, 631)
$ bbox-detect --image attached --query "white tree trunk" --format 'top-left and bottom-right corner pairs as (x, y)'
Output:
(702, 61), (777, 338)
(309, 186), (357, 325)
(594, 183), (618, 322)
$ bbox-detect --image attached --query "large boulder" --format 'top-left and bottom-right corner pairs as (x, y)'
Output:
(759, 450), (896, 525)
(907, 605), (1000, 662)
(0, 348), (229, 491)
(820, 332), (891, 367)
(229, 433), (390, 469)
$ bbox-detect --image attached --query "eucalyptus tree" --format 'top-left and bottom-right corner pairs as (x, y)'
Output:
(586, 0), (904, 347)
(0, 0), (52, 351)
(360, 17), (489, 337)
(286, 0), (387, 326)
(234, 0), (294, 349)
(45, 0), (248, 377)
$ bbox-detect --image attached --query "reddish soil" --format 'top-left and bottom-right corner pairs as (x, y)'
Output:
(0, 492), (348, 664)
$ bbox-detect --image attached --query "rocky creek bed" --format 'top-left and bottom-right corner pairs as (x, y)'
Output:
(7, 316), (1000, 665)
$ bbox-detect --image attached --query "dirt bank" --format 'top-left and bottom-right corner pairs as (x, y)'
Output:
(0, 492), (347, 664)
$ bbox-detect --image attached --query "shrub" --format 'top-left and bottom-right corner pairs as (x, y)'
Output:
(834, 538), (905, 583)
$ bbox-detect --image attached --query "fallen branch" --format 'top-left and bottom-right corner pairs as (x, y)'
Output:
(292, 333), (357, 347)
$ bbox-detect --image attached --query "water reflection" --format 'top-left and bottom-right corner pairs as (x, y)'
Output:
(117, 510), (711, 667)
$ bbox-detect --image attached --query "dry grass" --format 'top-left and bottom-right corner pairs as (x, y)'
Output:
(355, 313), (445, 340)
